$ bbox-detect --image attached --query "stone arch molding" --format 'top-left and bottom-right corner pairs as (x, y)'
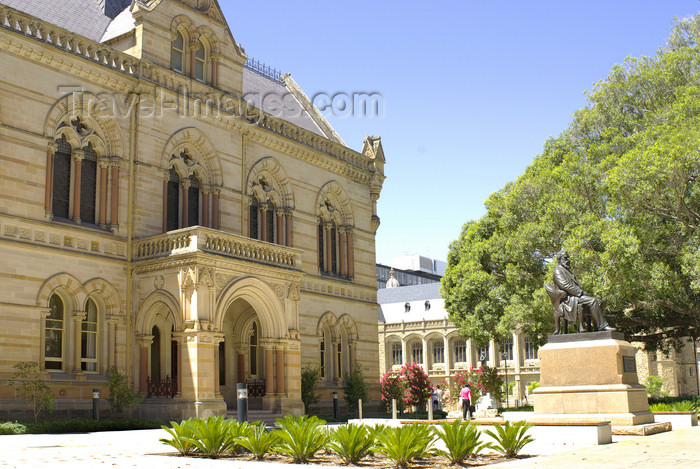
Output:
(36, 273), (123, 316)
(136, 290), (184, 335)
(246, 157), (295, 208)
(44, 92), (125, 158)
(161, 127), (223, 186)
(170, 15), (221, 55)
(316, 181), (354, 226)
(215, 277), (286, 339)
(316, 312), (358, 341)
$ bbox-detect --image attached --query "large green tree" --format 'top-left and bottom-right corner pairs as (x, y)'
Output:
(442, 15), (700, 351)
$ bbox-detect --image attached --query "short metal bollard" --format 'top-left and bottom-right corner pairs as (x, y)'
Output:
(358, 398), (363, 420)
(237, 383), (248, 423)
(92, 389), (100, 421)
(333, 392), (339, 420)
(428, 401), (433, 421)
(392, 398), (397, 419)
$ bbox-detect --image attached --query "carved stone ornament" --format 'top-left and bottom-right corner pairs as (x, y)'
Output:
(154, 275), (165, 290)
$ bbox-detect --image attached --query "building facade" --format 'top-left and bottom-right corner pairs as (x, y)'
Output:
(0, 0), (385, 419)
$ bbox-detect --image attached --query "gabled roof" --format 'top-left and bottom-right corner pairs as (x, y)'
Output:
(378, 283), (448, 324)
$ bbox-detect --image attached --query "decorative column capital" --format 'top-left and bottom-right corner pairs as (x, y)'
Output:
(136, 334), (154, 347)
(180, 179), (191, 191)
(98, 157), (111, 169)
(72, 149), (85, 162)
(47, 140), (58, 152)
(72, 311), (86, 322)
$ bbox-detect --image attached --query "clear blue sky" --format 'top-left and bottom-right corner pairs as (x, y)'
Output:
(221, 0), (700, 264)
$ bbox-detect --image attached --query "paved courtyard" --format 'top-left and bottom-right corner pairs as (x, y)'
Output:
(0, 425), (698, 468)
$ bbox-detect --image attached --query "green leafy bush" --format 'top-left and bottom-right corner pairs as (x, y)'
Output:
(343, 363), (368, 413)
(527, 381), (540, 394)
(160, 419), (197, 456)
(7, 361), (54, 422)
(650, 400), (697, 412)
(301, 365), (321, 413)
(644, 375), (669, 397)
(326, 423), (376, 464)
(432, 419), (488, 464)
(234, 421), (279, 460)
(0, 421), (27, 435)
(273, 414), (329, 463)
(484, 421), (535, 458)
(24, 418), (161, 434)
(374, 423), (435, 468)
(106, 366), (142, 416)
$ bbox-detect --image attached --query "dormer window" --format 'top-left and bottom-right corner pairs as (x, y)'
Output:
(404, 302), (411, 313)
(172, 31), (185, 73)
(424, 300), (431, 311)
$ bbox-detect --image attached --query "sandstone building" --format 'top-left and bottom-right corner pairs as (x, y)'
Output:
(0, 0), (385, 419)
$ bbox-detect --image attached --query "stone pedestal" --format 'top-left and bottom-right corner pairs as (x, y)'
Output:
(533, 331), (653, 426)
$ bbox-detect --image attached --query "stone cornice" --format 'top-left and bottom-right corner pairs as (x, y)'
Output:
(0, 5), (381, 186)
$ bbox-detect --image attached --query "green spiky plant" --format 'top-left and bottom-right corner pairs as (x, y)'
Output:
(432, 419), (489, 464)
(483, 421), (535, 458)
(159, 418), (198, 456)
(374, 423), (435, 468)
(186, 416), (237, 458)
(273, 414), (329, 463)
(326, 423), (376, 464)
(234, 421), (279, 460)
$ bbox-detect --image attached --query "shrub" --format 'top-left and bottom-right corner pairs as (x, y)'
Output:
(235, 421), (279, 460)
(343, 363), (368, 413)
(187, 416), (239, 458)
(301, 365), (321, 413)
(374, 423), (435, 468)
(527, 381), (540, 394)
(0, 422), (27, 435)
(380, 371), (405, 413)
(24, 418), (161, 434)
(160, 419), (197, 456)
(433, 419), (488, 464)
(484, 421), (535, 458)
(326, 423), (375, 464)
(7, 361), (54, 422)
(105, 366), (142, 417)
(399, 363), (432, 410)
(644, 375), (669, 397)
(273, 414), (329, 463)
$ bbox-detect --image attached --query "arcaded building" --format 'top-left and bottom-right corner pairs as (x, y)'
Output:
(0, 0), (385, 419)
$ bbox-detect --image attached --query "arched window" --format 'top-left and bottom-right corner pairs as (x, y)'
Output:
(478, 345), (489, 364)
(411, 342), (423, 364)
(454, 339), (467, 363)
(249, 197), (260, 239)
(172, 30), (185, 73)
(317, 222), (325, 271)
(187, 175), (200, 227)
(194, 40), (206, 81)
(81, 298), (98, 372)
(249, 322), (258, 376)
(335, 341), (342, 379)
(319, 330), (326, 379)
(265, 203), (275, 243)
(501, 337), (513, 361)
(166, 169), (180, 231)
(524, 337), (538, 360)
(404, 302), (411, 313)
(432, 340), (444, 364)
(318, 219), (341, 275)
(80, 143), (97, 225)
(45, 294), (64, 370)
(151, 326), (161, 380)
(52, 137), (71, 220)
(391, 343), (402, 366)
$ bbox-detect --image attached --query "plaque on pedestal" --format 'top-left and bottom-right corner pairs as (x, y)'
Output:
(533, 331), (653, 426)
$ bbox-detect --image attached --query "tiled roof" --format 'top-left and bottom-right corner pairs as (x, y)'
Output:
(378, 282), (442, 304)
(2, 0), (127, 43)
(378, 283), (448, 324)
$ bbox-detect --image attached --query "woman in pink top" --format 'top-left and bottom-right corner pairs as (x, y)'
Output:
(460, 383), (472, 419)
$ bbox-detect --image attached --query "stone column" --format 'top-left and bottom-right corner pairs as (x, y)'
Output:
(346, 230), (354, 277)
(211, 55), (219, 88)
(44, 141), (56, 219)
(401, 339), (407, 367)
(285, 211), (293, 247)
(181, 180), (191, 228)
(324, 223), (332, 273)
(161, 171), (169, 232)
(110, 162), (120, 229)
(214, 336), (224, 396)
(202, 187), (210, 228)
(265, 346), (275, 395)
(276, 211), (283, 245)
(137, 335), (153, 395)
(72, 149), (84, 222)
(260, 204), (268, 241)
(466, 339), (475, 369)
(348, 340), (356, 371)
(422, 337), (429, 369)
(39, 309), (50, 369)
(444, 336), (451, 376)
(106, 315), (118, 369)
(212, 189), (220, 230)
(189, 42), (199, 79)
(513, 332), (522, 373)
(98, 159), (109, 227)
(489, 339), (498, 368)
(72, 311), (86, 374)
(237, 347), (246, 384)
(276, 347), (285, 395)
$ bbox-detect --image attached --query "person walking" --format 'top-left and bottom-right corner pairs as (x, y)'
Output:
(460, 383), (472, 419)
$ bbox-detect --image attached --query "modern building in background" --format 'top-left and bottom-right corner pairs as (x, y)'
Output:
(0, 0), (385, 419)
(376, 255), (446, 289)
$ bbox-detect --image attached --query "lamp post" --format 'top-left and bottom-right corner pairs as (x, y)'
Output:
(237, 383), (248, 423)
(92, 389), (100, 421)
(502, 352), (509, 409)
(333, 391), (339, 420)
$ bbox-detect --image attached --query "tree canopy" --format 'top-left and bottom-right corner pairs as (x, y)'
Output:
(441, 15), (700, 351)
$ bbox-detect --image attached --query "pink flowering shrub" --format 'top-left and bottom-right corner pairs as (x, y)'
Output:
(447, 365), (503, 405)
(380, 363), (433, 412)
